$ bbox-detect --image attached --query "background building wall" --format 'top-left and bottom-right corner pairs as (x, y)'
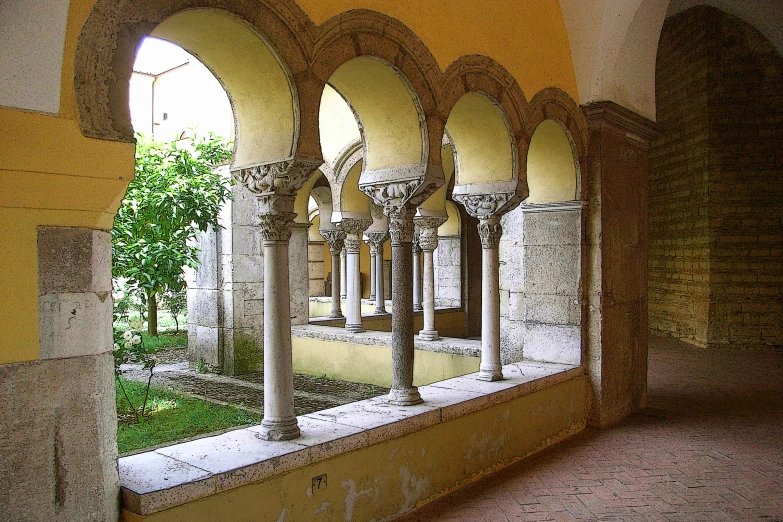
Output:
(649, 6), (783, 349)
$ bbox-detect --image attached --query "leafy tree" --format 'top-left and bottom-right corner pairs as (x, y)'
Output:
(162, 288), (187, 334)
(112, 133), (233, 336)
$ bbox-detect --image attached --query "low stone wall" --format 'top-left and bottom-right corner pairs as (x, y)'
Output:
(119, 362), (585, 522)
(291, 325), (481, 386)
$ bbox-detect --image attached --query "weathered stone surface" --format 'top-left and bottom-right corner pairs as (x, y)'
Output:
(433, 237), (461, 307)
(187, 324), (220, 367)
(523, 324), (581, 365)
(584, 101), (659, 427)
(524, 294), (579, 325)
(289, 224), (310, 325)
(523, 245), (580, 296)
(37, 227), (111, 295)
(37, 227), (113, 360)
(0, 353), (118, 522)
(521, 210), (580, 246)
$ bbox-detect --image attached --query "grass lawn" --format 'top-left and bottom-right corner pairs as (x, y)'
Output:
(140, 331), (187, 350)
(116, 377), (263, 454)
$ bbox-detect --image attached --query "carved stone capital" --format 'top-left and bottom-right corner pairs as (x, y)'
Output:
(417, 226), (440, 252)
(232, 157), (322, 196)
(453, 192), (514, 219)
(411, 230), (422, 254)
(365, 231), (390, 251)
(339, 218), (373, 238)
(415, 216), (447, 252)
(320, 229), (346, 253)
(388, 205), (417, 246)
(361, 179), (422, 216)
(258, 212), (297, 243)
(477, 216), (503, 249)
(344, 237), (362, 253)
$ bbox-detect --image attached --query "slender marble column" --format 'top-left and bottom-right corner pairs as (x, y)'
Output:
(365, 231), (389, 314)
(368, 240), (377, 301)
(257, 209), (301, 439)
(388, 205), (422, 405)
(232, 156), (322, 440)
(412, 231), (423, 312)
(416, 218), (446, 341)
(341, 218), (372, 333)
(339, 249), (347, 299)
(320, 229), (346, 319)
(477, 216), (503, 381)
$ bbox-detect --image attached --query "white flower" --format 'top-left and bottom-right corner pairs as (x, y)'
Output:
(113, 343), (119, 351)
(132, 335), (142, 345)
(123, 330), (133, 341)
(124, 341), (132, 349)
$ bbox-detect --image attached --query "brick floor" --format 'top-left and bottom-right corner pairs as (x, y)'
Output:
(393, 336), (783, 522)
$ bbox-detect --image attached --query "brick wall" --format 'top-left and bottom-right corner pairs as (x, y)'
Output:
(649, 6), (783, 349)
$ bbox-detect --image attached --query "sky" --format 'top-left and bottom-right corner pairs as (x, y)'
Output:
(133, 37), (190, 75)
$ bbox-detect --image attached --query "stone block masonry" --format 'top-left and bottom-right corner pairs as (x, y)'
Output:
(650, 6), (783, 350)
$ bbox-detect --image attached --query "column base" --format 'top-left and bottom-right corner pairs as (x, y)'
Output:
(258, 418), (300, 441)
(418, 329), (440, 341)
(374, 307), (388, 314)
(388, 387), (423, 406)
(477, 366), (504, 381)
(413, 305), (424, 312)
(345, 323), (365, 333)
(328, 312), (344, 319)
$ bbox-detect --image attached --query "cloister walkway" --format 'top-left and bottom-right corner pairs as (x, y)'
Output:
(394, 336), (783, 521)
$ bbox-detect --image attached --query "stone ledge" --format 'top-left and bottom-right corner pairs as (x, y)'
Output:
(119, 360), (582, 516)
(292, 323), (481, 357)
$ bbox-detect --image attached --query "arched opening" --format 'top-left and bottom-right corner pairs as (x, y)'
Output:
(495, 118), (583, 366)
(328, 57), (425, 171)
(526, 119), (578, 203)
(448, 93), (514, 185)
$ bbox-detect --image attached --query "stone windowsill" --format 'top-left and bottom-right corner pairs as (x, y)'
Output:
(296, 321), (479, 357)
(119, 360), (582, 516)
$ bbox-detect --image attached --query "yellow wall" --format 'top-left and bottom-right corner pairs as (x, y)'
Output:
(329, 57), (423, 170)
(292, 336), (479, 386)
(438, 201), (461, 237)
(1, 0), (579, 364)
(526, 119), (577, 203)
(0, 109), (135, 363)
(121, 375), (586, 522)
(448, 93), (514, 184)
(297, 0), (579, 102)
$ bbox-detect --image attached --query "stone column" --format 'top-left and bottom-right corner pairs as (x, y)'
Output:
(339, 249), (347, 299)
(454, 192), (524, 382)
(416, 218), (446, 340)
(366, 231), (389, 314)
(256, 210), (300, 439)
(320, 229), (346, 319)
(233, 157), (321, 440)
(477, 216), (503, 380)
(412, 231), (423, 312)
(289, 222), (311, 326)
(341, 218), (372, 333)
(368, 240), (377, 301)
(583, 102), (661, 427)
(387, 205), (423, 405)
